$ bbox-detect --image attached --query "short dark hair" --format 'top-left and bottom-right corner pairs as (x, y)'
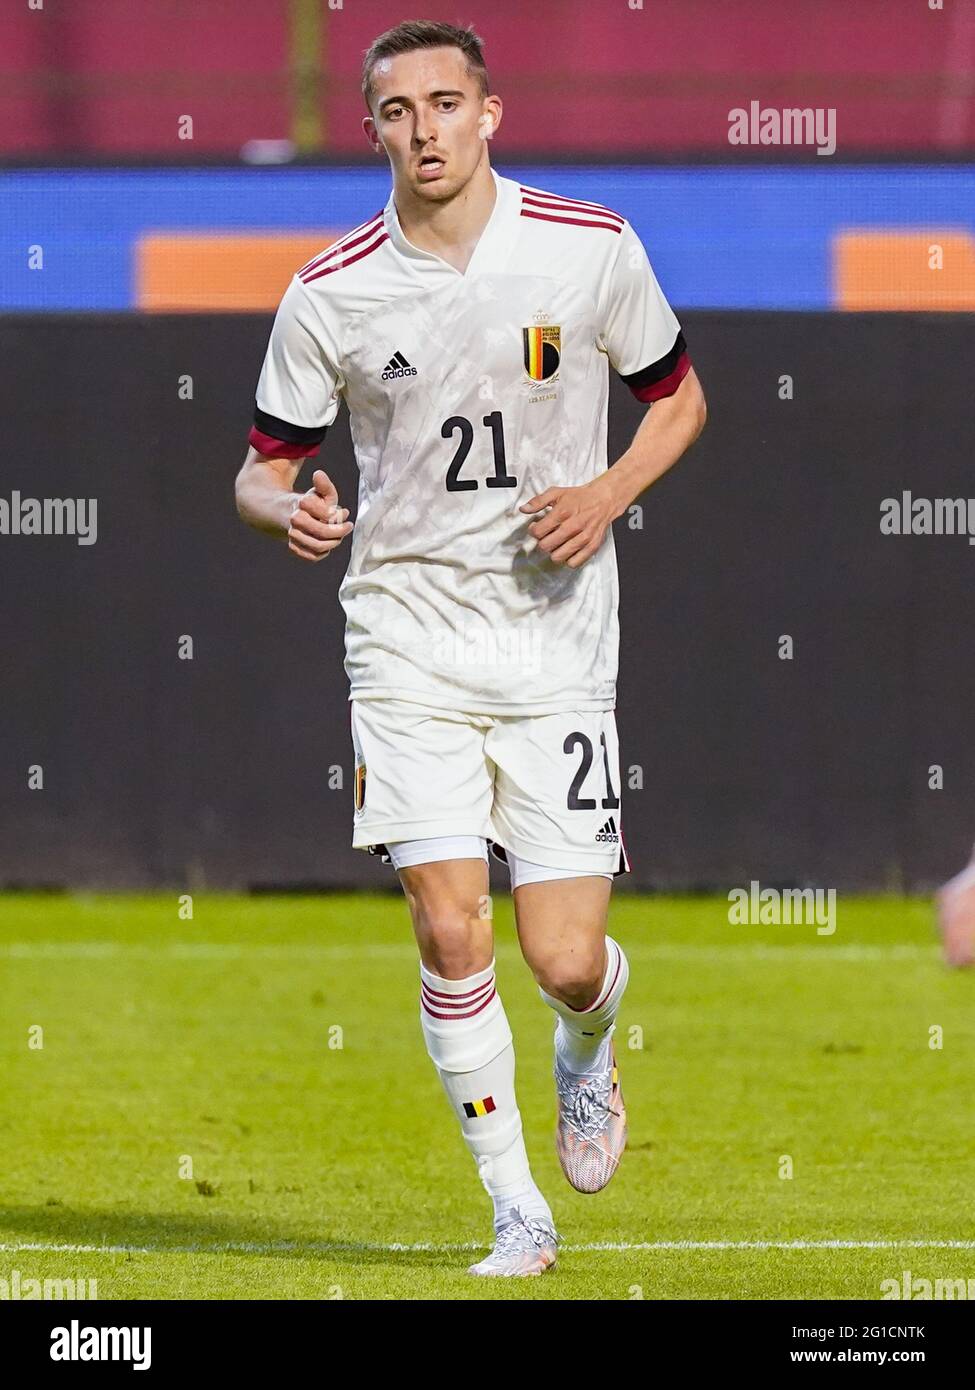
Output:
(362, 20), (489, 111)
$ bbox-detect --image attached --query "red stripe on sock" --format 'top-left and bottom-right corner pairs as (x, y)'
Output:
(421, 987), (497, 1021)
(421, 976), (494, 1002)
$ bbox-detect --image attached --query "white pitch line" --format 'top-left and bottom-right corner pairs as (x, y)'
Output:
(2, 1239), (974, 1256)
(0, 943), (937, 962)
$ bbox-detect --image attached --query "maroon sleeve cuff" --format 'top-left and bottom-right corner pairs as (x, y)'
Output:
(619, 331), (691, 404)
(248, 406), (327, 459)
(248, 425), (322, 460)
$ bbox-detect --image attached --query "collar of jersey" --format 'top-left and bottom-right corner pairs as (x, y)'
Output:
(383, 166), (518, 278)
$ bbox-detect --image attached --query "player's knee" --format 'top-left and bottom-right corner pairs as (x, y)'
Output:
(417, 905), (491, 978)
(530, 948), (604, 1009)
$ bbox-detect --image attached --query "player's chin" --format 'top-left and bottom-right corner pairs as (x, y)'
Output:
(411, 168), (460, 198)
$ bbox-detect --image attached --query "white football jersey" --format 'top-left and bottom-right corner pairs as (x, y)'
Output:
(250, 168), (690, 714)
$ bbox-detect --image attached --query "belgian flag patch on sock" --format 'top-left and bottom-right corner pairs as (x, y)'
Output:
(462, 1096), (496, 1118)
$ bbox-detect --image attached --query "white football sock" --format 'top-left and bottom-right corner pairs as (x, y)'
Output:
(420, 957), (552, 1232)
(539, 936), (629, 1075)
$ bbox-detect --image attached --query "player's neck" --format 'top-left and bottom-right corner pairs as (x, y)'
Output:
(393, 158), (497, 275)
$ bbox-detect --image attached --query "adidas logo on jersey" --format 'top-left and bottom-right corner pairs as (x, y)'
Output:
(381, 351), (418, 380)
(595, 816), (620, 844)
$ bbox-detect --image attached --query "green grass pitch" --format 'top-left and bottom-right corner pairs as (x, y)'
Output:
(2, 891), (974, 1300)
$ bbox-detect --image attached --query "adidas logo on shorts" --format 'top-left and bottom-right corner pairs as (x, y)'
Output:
(381, 351), (418, 380)
(595, 815), (619, 844)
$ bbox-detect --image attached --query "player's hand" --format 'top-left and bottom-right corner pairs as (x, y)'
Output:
(287, 469), (354, 562)
(519, 475), (621, 568)
(936, 851), (975, 968)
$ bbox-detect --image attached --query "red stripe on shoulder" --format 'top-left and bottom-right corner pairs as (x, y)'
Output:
(522, 195), (625, 227)
(297, 213), (385, 280)
(521, 209), (623, 234)
(519, 185), (625, 225)
(300, 230), (389, 283)
(297, 211), (384, 275)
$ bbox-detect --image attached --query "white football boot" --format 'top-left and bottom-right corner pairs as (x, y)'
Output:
(554, 1034), (627, 1192)
(467, 1209), (559, 1277)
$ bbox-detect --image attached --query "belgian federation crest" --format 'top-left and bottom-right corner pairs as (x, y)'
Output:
(523, 325), (561, 382)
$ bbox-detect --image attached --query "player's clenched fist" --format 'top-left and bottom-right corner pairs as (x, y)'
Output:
(288, 469), (354, 562)
(937, 849), (975, 968)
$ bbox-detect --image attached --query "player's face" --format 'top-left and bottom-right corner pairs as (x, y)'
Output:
(363, 46), (501, 202)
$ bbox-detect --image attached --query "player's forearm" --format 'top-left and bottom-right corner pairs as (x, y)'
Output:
(236, 454), (354, 563)
(237, 481), (301, 539)
(604, 372), (707, 516)
(235, 465), (301, 540)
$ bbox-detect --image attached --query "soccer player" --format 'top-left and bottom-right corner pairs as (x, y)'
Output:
(236, 20), (706, 1276)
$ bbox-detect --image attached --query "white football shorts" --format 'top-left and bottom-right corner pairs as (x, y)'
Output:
(349, 697), (631, 879)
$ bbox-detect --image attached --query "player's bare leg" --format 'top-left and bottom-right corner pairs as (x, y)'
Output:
(398, 855), (494, 977)
(397, 853), (558, 1276)
(513, 873), (629, 1193)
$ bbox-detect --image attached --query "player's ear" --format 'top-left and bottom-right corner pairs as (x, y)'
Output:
(481, 96), (502, 139)
(362, 115), (383, 153)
